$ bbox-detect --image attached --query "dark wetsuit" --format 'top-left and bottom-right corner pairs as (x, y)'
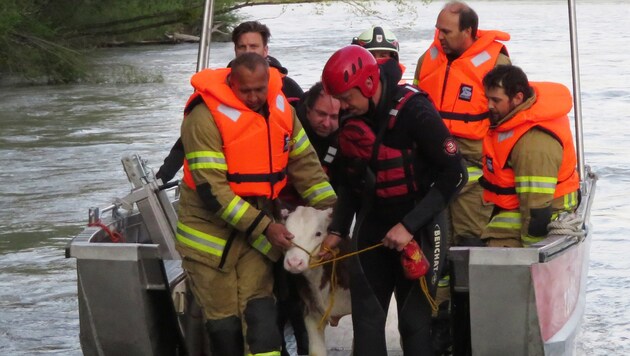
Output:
(276, 94), (340, 210)
(328, 59), (467, 355)
(273, 88), (341, 356)
(155, 56), (304, 183)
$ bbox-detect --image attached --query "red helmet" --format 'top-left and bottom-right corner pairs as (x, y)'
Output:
(322, 45), (380, 98)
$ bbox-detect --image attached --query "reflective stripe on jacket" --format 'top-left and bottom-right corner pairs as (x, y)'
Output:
(182, 67), (293, 199)
(480, 82), (580, 210)
(416, 29), (510, 140)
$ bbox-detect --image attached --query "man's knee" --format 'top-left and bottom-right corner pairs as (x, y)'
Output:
(244, 297), (282, 354)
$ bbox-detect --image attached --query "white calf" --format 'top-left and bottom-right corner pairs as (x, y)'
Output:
(283, 206), (352, 356)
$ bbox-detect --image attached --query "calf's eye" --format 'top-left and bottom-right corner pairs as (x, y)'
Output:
(315, 232), (322, 237)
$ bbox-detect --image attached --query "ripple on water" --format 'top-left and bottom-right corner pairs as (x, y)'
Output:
(0, 247), (80, 355)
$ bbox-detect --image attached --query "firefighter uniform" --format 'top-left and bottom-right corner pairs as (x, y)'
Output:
(414, 29), (511, 245)
(177, 67), (336, 355)
(479, 82), (580, 247)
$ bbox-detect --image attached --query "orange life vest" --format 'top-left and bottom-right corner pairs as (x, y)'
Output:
(182, 67), (293, 199)
(480, 82), (579, 210)
(417, 29), (510, 140)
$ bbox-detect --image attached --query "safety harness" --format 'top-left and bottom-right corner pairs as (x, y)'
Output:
(338, 84), (422, 203)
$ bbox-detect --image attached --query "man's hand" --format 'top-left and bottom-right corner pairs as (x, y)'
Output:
(317, 233), (343, 261)
(265, 222), (294, 250)
(382, 223), (413, 251)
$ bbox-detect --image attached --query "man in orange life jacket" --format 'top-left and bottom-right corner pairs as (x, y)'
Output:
(414, 3), (510, 353)
(415, 0), (510, 248)
(176, 53), (336, 356)
(155, 20), (304, 183)
(480, 65), (579, 247)
(319, 45), (467, 356)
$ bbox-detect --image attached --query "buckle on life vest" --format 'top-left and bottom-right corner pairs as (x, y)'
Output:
(227, 170), (286, 184)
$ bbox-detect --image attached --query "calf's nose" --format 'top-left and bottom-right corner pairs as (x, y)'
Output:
(285, 256), (306, 271)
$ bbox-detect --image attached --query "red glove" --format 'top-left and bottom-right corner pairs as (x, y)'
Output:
(401, 240), (429, 280)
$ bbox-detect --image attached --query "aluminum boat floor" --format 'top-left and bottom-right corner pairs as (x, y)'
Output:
(285, 297), (403, 355)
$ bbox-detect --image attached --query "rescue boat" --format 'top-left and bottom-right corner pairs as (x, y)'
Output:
(65, 0), (597, 354)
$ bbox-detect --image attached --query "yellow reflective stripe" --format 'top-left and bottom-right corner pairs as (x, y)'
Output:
(186, 151), (227, 170)
(488, 211), (522, 229)
(515, 176), (557, 194)
(176, 222), (225, 256)
(289, 128), (310, 157)
(467, 166), (482, 182)
(220, 196), (250, 226)
(247, 351), (281, 356)
(563, 191), (578, 210)
(251, 234), (272, 255)
(301, 181), (336, 205)
(522, 234), (544, 246)
(438, 275), (450, 287)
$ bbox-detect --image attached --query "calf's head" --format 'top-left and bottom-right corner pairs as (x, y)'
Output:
(283, 206), (332, 274)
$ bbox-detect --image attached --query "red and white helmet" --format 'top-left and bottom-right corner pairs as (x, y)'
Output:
(321, 45), (380, 98)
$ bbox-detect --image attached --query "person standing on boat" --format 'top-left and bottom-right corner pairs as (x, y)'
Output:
(414, 3), (510, 352)
(480, 64), (580, 247)
(415, 0), (510, 249)
(229, 22), (311, 356)
(319, 45), (467, 356)
(352, 25), (408, 81)
(230, 21), (304, 106)
(155, 20), (304, 184)
(176, 53), (336, 356)
(277, 81), (341, 210)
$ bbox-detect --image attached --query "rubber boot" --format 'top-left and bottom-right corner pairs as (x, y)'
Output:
(205, 316), (244, 356)
(244, 297), (283, 355)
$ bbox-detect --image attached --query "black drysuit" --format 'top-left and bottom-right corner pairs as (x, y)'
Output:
(328, 59), (467, 356)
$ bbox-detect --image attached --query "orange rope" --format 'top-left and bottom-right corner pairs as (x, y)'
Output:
(290, 241), (384, 329)
(317, 247), (338, 330)
(419, 276), (439, 313)
(289, 240), (438, 321)
(88, 221), (124, 243)
(308, 242), (384, 268)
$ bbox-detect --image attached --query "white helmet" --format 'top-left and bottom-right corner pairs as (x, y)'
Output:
(351, 26), (399, 59)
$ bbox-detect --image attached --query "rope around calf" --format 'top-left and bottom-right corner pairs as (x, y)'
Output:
(289, 240), (439, 325)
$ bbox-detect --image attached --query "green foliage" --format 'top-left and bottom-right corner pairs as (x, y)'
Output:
(0, 0), (88, 83)
(0, 0), (214, 84)
(0, 0), (433, 84)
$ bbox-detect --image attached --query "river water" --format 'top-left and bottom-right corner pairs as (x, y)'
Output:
(0, 1), (628, 354)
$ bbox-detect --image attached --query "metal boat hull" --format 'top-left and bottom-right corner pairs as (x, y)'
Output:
(66, 156), (596, 355)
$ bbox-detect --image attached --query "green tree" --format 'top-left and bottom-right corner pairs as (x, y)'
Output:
(0, 0), (429, 84)
(0, 0), (229, 83)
